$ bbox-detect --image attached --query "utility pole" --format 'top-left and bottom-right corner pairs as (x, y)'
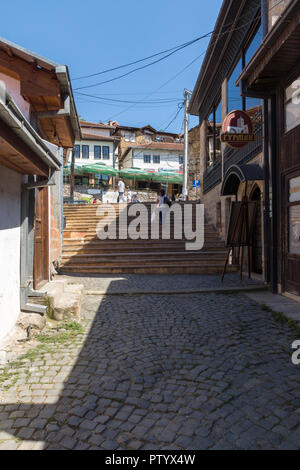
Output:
(183, 89), (191, 200)
(70, 147), (75, 200)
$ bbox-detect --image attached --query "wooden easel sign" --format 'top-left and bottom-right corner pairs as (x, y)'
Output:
(222, 198), (257, 282)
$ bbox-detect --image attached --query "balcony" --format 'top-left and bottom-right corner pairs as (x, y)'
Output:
(203, 124), (262, 194)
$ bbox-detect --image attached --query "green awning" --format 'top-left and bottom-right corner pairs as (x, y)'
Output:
(81, 162), (117, 176)
(119, 168), (152, 181)
(151, 171), (183, 184)
(63, 163), (84, 175)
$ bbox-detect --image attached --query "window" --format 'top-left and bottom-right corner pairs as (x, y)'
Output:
(144, 155), (151, 164)
(285, 78), (300, 132)
(227, 57), (243, 112)
(123, 132), (135, 142)
(94, 146), (101, 159)
(73, 145), (80, 159)
(102, 146), (110, 160)
(245, 25), (263, 110)
(153, 155), (160, 164)
(206, 101), (222, 167)
(245, 25), (262, 67)
(179, 156), (184, 165)
(288, 176), (300, 255)
(82, 145), (89, 159)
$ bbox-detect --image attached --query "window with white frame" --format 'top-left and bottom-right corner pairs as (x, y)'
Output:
(94, 146), (101, 160)
(102, 146), (110, 160)
(153, 155), (160, 164)
(74, 144), (80, 159)
(144, 155), (151, 164)
(285, 77), (300, 133)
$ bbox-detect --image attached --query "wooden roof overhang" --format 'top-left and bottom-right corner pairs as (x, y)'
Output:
(0, 86), (60, 177)
(0, 38), (81, 150)
(189, 0), (260, 120)
(237, 0), (300, 97)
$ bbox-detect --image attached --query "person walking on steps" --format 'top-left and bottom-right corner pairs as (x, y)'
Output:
(117, 178), (125, 203)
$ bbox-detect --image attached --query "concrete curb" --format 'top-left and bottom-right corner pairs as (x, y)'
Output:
(84, 284), (269, 297)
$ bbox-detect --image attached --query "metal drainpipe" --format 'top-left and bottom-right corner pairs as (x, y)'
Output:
(261, 0), (271, 284)
(270, 95), (278, 294)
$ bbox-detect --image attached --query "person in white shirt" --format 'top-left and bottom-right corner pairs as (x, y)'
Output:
(125, 186), (132, 203)
(117, 179), (125, 203)
(156, 189), (170, 224)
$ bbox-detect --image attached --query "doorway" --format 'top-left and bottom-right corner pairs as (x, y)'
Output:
(33, 186), (49, 290)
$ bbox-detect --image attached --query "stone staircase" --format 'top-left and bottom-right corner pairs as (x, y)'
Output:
(60, 203), (237, 275)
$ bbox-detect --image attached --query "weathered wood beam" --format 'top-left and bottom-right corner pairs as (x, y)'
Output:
(37, 95), (70, 119)
(0, 50), (60, 97)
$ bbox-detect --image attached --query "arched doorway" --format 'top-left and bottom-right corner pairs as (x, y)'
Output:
(250, 186), (262, 274)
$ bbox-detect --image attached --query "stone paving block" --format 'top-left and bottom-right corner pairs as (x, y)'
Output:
(1, 284), (300, 451)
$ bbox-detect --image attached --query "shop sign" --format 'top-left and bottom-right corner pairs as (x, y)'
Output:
(221, 110), (255, 149)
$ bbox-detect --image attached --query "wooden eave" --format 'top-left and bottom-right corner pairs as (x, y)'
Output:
(0, 120), (50, 177)
(237, 0), (300, 95)
(0, 45), (77, 149)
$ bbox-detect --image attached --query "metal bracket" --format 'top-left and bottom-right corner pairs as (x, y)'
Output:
(22, 170), (56, 189)
(36, 95), (70, 119)
(28, 288), (47, 298)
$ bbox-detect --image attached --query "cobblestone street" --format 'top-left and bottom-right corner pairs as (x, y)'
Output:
(0, 276), (299, 450)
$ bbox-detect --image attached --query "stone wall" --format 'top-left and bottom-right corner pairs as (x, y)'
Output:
(268, 0), (292, 29)
(188, 124), (201, 199)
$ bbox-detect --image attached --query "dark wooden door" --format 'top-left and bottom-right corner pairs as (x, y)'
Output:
(284, 171), (300, 296)
(251, 187), (263, 274)
(33, 187), (49, 290)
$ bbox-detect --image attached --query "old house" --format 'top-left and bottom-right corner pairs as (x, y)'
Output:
(238, 0), (300, 298)
(189, 0), (266, 277)
(67, 121), (120, 189)
(0, 38), (80, 349)
(114, 124), (184, 195)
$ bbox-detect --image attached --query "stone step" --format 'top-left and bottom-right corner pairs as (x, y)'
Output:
(43, 280), (84, 321)
(59, 264), (236, 275)
(62, 246), (226, 254)
(62, 202), (229, 275)
(61, 257), (227, 268)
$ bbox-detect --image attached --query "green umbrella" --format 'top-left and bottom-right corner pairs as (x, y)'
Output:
(151, 171), (183, 184)
(119, 168), (152, 181)
(81, 162), (117, 176)
(63, 163), (84, 175)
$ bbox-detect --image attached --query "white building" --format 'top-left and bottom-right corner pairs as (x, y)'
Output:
(121, 142), (184, 171)
(72, 121), (120, 168)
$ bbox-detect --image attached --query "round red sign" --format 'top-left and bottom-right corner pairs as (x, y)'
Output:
(221, 110), (255, 149)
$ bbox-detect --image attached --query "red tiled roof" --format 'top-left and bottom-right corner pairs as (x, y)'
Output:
(81, 133), (120, 142)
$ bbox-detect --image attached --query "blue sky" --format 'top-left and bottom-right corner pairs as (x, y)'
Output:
(1, 0), (223, 133)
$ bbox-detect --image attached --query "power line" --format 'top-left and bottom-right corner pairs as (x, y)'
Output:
(74, 91), (182, 104)
(73, 32), (212, 91)
(76, 0), (285, 125)
(73, 0), (284, 92)
(72, 33), (213, 82)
